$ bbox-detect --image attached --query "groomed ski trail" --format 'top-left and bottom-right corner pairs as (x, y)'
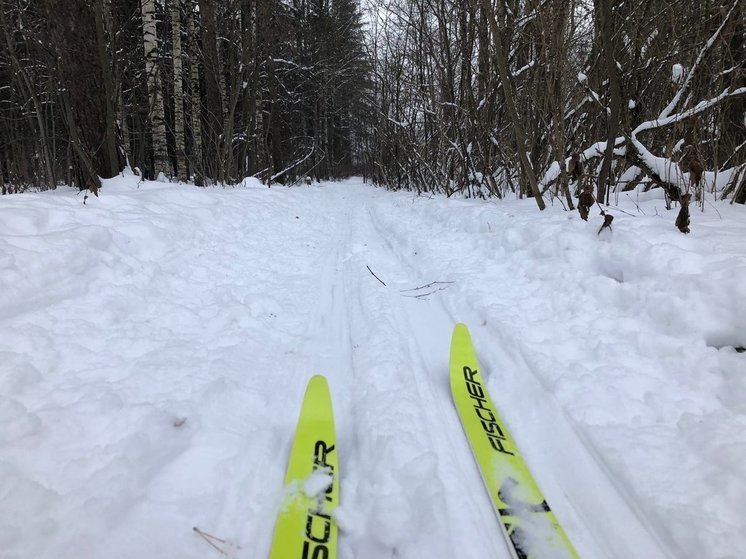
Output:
(6, 176), (730, 558)
(333, 197), (504, 558)
(336, 181), (673, 559)
(359, 201), (508, 557)
(87, 180), (671, 559)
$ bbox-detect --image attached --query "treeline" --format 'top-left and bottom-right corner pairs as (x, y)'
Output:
(368, 0), (746, 205)
(0, 0), (370, 192)
(1, 1), (745, 205)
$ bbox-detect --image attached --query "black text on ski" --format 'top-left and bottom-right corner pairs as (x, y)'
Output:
(462, 366), (514, 456)
(301, 440), (335, 559)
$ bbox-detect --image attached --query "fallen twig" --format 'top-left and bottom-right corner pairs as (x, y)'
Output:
(366, 265), (387, 286)
(705, 198), (723, 220)
(193, 527), (230, 556)
(400, 281), (454, 292)
(625, 193), (646, 215)
(602, 205), (637, 218)
(401, 286), (451, 299)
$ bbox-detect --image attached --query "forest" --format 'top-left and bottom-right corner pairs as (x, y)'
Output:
(0, 0), (744, 206)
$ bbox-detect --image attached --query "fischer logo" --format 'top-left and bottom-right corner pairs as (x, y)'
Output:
(462, 366), (514, 456)
(301, 440), (335, 559)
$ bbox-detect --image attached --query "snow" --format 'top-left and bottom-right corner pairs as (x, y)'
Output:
(303, 469), (334, 498)
(672, 64), (685, 85)
(615, 165), (641, 192)
(1, 177), (745, 558)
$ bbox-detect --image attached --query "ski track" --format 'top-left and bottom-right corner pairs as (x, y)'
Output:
(361, 201), (508, 557)
(360, 192), (670, 559)
(2, 178), (743, 558)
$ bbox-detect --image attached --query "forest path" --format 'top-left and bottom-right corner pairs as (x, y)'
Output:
(6, 177), (734, 559)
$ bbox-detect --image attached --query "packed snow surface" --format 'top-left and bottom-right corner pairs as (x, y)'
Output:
(1, 177), (745, 559)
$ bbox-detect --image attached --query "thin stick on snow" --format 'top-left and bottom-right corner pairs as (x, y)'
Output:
(401, 286), (451, 299)
(400, 281), (454, 292)
(603, 205), (637, 218)
(705, 199), (723, 220)
(193, 527), (229, 556)
(625, 193), (646, 215)
(366, 265), (386, 287)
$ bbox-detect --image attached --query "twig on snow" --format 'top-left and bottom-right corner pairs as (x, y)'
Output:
(625, 193), (646, 215)
(601, 204), (637, 218)
(193, 527), (230, 556)
(705, 198), (723, 220)
(401, 286), (451, 299)
(366, 265), (387, 286)
(400, 281), (454, 292)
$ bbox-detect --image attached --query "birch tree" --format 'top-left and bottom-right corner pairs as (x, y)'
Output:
(141, 0), (168, 178)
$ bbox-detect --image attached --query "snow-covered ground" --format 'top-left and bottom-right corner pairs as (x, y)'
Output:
(1, 177), (744, 559)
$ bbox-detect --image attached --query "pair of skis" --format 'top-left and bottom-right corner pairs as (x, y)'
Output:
(268, 324), (578, 559)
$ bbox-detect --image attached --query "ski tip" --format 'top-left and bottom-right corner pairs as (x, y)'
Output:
(453, 322), (471, 338)
(306, 374), (330, 395)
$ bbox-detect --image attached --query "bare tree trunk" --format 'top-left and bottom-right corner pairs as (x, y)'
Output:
(481, 0), (545, 210)
(141, 0), (169, 178)
(0, 9), (56, 186)
(171, 0), (187, 180)
(596, 0), (623, 204)
(239, 0), (258, 177)
(544, 0), (574, 209)
(221, 1), (252, 183)
(94, 0), (120, 176)
(199, 0), (225, 183)
(39, 0), (118, 194)
(187, 1), (203, 184)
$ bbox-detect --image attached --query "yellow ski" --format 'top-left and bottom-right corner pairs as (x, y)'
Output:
(450, 324), (579, 559)
(269, 375), (338, 559)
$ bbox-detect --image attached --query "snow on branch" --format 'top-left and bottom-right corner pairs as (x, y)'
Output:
(538, 137), (625, 189)
(538, 84), (745, 191)
(512, 60), (535, 79)
(629, 137), (687, 191)
(628, 86), (745, 191)
(660, 0), (741, 119)
(633, 87), (746, 137)
(271, 145), (315, 182)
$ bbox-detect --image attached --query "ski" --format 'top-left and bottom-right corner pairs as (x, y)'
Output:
(269, 375), (339, 559)
(450, 323), (579, 559)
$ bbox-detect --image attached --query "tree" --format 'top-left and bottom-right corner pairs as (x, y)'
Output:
(3, 0), (745, 205)
(199, 0), (225, 183)
(38, 0), (119, 194)
(481, 0), (544, 210)
(171, 0), (187, 181)
(141, 0), (168, 178)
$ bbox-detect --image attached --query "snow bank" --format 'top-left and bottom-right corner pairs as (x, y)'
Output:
(370, 188), (746, 558)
